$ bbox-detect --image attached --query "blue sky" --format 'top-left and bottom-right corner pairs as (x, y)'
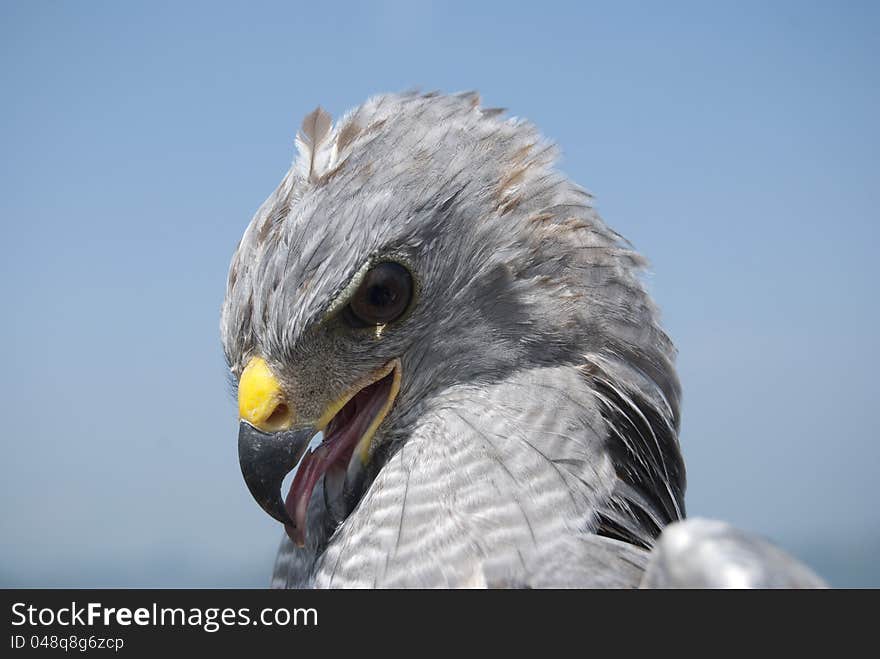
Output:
(1, 0), (877, 586)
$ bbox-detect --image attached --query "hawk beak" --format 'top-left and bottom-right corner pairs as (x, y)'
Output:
(237, 357), (315, 527)
(238, 421), (314, 526)
(236, 355), (401, 545)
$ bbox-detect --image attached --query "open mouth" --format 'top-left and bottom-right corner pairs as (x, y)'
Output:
(284, 359), (401, 546)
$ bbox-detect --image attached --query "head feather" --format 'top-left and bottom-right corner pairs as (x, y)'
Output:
(295, 106), (333, 183)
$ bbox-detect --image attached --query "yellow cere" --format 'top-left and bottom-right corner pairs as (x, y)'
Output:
(238, 357), (294, 432)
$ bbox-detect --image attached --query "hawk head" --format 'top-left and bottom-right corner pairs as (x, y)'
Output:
(221, 92), (684, 582)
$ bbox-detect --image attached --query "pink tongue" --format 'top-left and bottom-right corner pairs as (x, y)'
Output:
(284, 421), (363, 546)
(284, 446), (329, 546)
(283, 374), (394, 546)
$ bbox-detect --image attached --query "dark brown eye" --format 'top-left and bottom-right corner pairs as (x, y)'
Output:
(344, 262), (413, 327)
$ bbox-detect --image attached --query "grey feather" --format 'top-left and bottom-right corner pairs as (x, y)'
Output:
(297, 106), (333, 182)
(641, 518), (827, 588)
(335, 120), (362, 155)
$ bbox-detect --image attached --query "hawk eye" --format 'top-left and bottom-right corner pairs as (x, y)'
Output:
(344, 262), (413, 327)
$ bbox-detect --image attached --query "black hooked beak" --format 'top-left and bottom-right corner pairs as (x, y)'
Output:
(238, 421), (315, 527)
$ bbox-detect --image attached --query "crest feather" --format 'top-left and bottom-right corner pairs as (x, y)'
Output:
(336, 120), (362, 154)
(296, 106), (333, 183)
